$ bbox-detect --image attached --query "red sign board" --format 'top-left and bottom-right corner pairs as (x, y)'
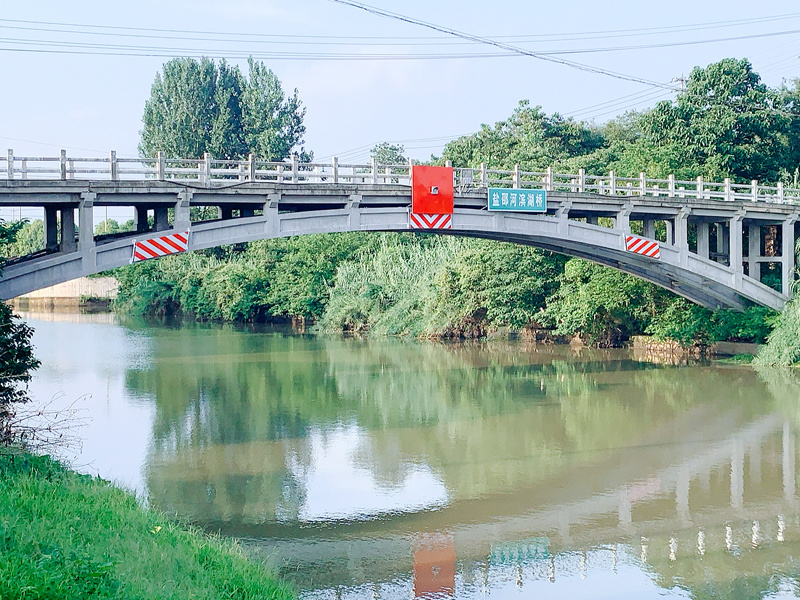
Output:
(412, 166), (453, 215)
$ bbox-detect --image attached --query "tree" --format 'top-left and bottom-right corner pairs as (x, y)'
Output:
(441, 100), (604, 170)
(615, 58), (795, 182)
(370, 142), (407, 165)
(0, 221), (40, 445)
(139, 57), (308, 160)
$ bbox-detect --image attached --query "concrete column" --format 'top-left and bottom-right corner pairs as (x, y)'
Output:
(174, 191), (191, 232)
(642, 219), (655, 239)
(616, 203), (632, 233)
(78, 192), (95, 251)
(730, 213), (744, 285)
(665, 220), (673, 245)
(697, 222), (709, 258)
(586, 215), (598, 226)
(556, 201), (571, 236)
(241, 207), (255, 218)
(219, 207), (234, 220)
(154, 206), (169, 232)
(675, 208), (690, 266)
(782, 216), (797, 296)
(44, 206), (59, 252)
(748, 224), (761, 280)
(348, 194), (361, 230)
(134, 206), (149, 232)
(265, 193), (280, 237)
(60, 207), (77, 253)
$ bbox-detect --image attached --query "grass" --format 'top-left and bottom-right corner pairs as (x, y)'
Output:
(0, 449), (295, 600)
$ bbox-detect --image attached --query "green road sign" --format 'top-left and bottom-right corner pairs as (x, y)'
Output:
(488, 187), (546, 212)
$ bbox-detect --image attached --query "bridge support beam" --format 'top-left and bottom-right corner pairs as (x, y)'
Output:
(44, 206), (59, 252)
(730, 213), (744, 288)
(154, 206), (169, 232)
(134, 206), (149, 232)
(696, 222), (709, 259)
(78, 192), (95, 251)
(60, 207), (76, 253)
(747, 225), (761, 280)
(782, 215), (797, 296)
(174, 191), (191, 232)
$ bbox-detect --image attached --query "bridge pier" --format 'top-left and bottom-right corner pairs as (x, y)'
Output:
(44, 206), (59, 252)
(60, 207), (76, 253)
(133, 206), (149, 233)
(154, 206), (169, 232)
(747, 224), (761, 280)
(696, 222), (709, 259)
(642, 219), (655, 240)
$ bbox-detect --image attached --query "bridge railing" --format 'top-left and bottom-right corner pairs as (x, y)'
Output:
(3, 149), (800, 205)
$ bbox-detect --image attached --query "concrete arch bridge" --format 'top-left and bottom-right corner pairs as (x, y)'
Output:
(1, 150), (799, 310)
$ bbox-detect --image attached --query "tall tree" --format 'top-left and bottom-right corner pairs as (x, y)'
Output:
(139, 57), (307, 160)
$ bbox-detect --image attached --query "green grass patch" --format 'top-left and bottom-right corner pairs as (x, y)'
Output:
(0, 449), (295, 600)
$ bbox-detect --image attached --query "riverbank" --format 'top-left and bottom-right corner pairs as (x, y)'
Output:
(0, 449), (295, 600)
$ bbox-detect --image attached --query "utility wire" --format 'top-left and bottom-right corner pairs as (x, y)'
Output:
(328, 0), (675, 89)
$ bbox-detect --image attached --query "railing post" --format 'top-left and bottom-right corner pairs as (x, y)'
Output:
(371, 157), (378, 184)
(292, 154), (299, 183)
(578, 168), (585, 193)
(203, 152), (212, 184)
(332, 157), (339, 184)
(639, 172), (646, 196)
(653, 184), (660, 197)
(546, 166), (554, 191)
(668, 174), (675, 197)
(751, 180), (758, 202)
(514, 164), (521, 188)
(696, 176), (704, 199)
(778, 182), (785, 203)
(626, 182), (633, 196)
(60, 149), (67, 180)
(67, 159), (74, 180)
(724, 178), (732, 202)
(480, 162), (487, 187)
(6, 149), (13, 179)
(109, 150), (118, 181)
(248, 153), (256, 181)
(157, 151), (166, 180)
(609, 170), (616, 195)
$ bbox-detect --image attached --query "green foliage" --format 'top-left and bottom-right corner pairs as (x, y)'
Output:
(370, 142), (407, 165)
(441, 100), (604, 170)
(0, 450), (294, 600)
(754, 295), (800, 365)
(646, 299), (774, 346)
(0, 221), (40, 444)
(320, 235), (564, 337)
(540, 259), (667, 346)
(139, 57), (307, 160)
(0, 220), (41, 259)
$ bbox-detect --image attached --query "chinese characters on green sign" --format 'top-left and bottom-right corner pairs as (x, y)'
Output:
(488, 187), (547, 212)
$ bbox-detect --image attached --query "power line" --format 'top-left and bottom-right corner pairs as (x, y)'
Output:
(328, 0), (676, 90)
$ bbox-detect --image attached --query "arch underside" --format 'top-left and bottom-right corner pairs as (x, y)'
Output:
(0, 207), (786, 310)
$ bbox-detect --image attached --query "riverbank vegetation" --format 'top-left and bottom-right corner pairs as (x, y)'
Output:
(4, 57), (800, 354)
(0, 450), (294, 600)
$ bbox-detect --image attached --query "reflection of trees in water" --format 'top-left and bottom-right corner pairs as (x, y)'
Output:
(755, 366), (800, 429)
(134, 330), (774, 527)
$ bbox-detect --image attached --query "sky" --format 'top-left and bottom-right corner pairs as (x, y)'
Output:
(1, 0), (799, 165)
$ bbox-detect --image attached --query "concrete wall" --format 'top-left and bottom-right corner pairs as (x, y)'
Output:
(14, 276), (117, 300)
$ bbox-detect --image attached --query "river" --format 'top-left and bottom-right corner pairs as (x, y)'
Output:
(19, 309), (800, 599)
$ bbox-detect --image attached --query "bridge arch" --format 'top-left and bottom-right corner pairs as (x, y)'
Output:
(0, 189), (789, 311)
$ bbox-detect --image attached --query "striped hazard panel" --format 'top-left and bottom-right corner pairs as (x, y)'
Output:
(132, 231), (189, 262)
(625, 235), (661, 259)
(409, 213), (452, 230)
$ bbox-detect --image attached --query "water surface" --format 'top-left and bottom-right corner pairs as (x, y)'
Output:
(21, 309), (800, 599)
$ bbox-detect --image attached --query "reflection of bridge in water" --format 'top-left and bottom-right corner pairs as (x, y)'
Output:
(137, 336), (800, 596)
(235, 411), (799, 596)
(2, 152), (799, 309)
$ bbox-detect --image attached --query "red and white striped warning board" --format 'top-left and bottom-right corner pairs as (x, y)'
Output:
(625, 235), (661, 259)
(409, 213), (452, 230)
(132, 231), (189, 262)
